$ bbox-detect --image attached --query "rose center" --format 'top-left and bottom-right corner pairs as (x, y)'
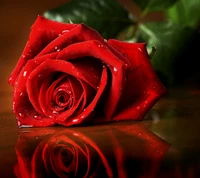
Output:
(53, 87), (73, 109)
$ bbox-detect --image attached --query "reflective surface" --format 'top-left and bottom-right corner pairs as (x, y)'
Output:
(0, 88), (200, 177)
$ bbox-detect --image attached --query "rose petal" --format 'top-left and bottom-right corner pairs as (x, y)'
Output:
(39, 74), (67, 116)
(9, 16), (77, 86)
(13, 53), (58, 117)
(37, 23), (104, 57)
(69, 57), (103, 90)
(108, 40), (167, 120)
(55, 78), (96, 123)
(13, 59), (56, 127)
(26, 59), (96, 118)
(63, 67), (108, 126)
(57, 40), (126, 119)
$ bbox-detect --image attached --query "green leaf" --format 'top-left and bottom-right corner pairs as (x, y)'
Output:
(44, 0), (132, 39)
(139, 21), (195, 85)
(134, 0), (178, 15)
(167, 0), (200, 27)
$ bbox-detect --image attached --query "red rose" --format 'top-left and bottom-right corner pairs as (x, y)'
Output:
(9, 16), (166, 127)
(14, 123), (170, 178)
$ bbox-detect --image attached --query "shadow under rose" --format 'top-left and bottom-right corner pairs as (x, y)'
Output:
(14, 122), (170, 178)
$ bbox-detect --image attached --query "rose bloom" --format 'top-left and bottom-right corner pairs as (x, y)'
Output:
(9, 16), (166, 127)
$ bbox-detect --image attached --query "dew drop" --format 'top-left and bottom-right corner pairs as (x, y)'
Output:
(57, 49), (61, 52)
(36, 137), (39, 140)
(58, 34), (61, 37)
(20, 92), (23, 96)
(81, 115), (84, 119)
(19, 113), (24, 117)
(53, 110), (58, 114)
(73, 133), (79, 136)
(38, 74), (42, 78)
(62, 30), (69, 33)
(17, 120), (21, 126)
(73, 119), (78, 123)
(97, 86), (99, 89)
(34, 114), (42, 120)
(138, 132), (142, 136)
(113, 67), (118, 75)
(136, 106), (140, 110)
(22, 55), (25, 58)
(98, 45), (101, 47)
(55, 46), (58, 50)
(8, 76), (13, 83)
(23, 71), (27, 77)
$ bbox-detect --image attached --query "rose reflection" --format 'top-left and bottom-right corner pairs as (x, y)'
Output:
(14, 123), (170, 178)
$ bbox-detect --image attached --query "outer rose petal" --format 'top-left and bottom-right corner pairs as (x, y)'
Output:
(8, 16), (78, 86)
(108, 39), (167, 121)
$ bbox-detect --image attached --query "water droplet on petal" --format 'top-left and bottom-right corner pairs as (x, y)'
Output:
(34, 114), (42, 120)
(23, 71), (27, 77)
(53, 110), (58, 114)
(57, 49), (61, 52)
(98, 45), (101, 47)
(113, 67), (118, 75)
(81, 115), (84, 119)
(17, 120), (21, 126)
(22, 55), (25, 58)
(138, 47), (142, 52)
(20, 92), (23, 96)
(97, 86), (99, 89)
(36, 137), (39, 140)
(8, 76), (13, 83)
(138, 132), (142, 136)
(19, 113), (24, 117)
(73, 119), (78, 123)
(136, 106), (140, 110)
(55, 46), (58, 50)
(62, 30), (69, 33)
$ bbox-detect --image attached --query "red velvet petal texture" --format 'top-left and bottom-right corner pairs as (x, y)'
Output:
(108, 39), (167, 121)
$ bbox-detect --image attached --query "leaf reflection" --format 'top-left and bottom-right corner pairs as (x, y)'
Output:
(14, 122), (170, 178)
